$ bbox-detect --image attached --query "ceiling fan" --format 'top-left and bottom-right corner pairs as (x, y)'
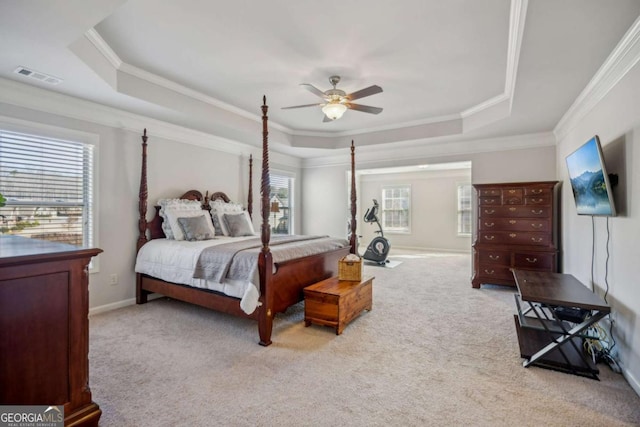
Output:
(282, 75), (383, 122)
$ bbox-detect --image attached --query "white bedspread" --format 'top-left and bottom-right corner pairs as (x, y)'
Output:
(134, 235), (349, 315)
(135, 237), (261, 314)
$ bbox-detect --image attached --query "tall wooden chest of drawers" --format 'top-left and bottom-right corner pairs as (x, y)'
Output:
(471, 181), (558, 288)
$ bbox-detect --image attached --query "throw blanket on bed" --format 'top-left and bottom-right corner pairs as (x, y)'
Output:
(193, 235), (336, 283)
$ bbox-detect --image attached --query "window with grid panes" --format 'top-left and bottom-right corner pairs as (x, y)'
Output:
(269, 173), (293, 235)
(381, 185), (410, 233)
(457, 183), (472, 235)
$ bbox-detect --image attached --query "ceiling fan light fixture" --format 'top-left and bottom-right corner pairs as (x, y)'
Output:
(322, 102), (347, 120)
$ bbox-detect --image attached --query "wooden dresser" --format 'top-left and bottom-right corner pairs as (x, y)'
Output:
(471, 181), (558, 288)
(0, 235), (102, 426)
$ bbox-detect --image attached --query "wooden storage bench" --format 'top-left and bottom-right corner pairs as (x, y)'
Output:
(304, 276), (373, 335)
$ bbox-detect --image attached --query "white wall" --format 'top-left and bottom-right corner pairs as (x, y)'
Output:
(556, 61), (640, 394)
(0, 102), (301, 312)
(359, 169), (471, 252)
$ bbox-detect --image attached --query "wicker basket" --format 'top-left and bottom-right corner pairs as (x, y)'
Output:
(338, 256), (362, 281)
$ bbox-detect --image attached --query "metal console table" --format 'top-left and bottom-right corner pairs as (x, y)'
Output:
(512, 269), (610, 380)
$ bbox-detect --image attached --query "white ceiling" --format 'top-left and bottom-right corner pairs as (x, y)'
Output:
(1, 1), (640, 158)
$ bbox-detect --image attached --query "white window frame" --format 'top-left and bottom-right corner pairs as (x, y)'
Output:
(381, 185), (411, 234)
(0, 117), (99, 271)
(457, 183), (472, 236)
(269, 170), (294, 235)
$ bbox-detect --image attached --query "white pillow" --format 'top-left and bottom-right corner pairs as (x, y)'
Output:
(209, 200), (244, 236)
(164, 209), (215, 241)
(158, 198), (203, 239)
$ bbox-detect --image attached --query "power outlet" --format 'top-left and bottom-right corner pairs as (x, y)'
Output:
(109, 274), (118, 285)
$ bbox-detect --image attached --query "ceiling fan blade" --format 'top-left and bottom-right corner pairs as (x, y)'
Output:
(347, 103), (383, 114)
(300, 83), (327, 99)
(346, 85), (383, 101)
(281, 103), (324, 110)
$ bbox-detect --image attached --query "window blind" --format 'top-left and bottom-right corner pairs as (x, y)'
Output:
(0, 130), (93, 246)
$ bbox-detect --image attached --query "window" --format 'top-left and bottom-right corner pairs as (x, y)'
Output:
(457, 184), (472, 235)
(269, 173), (294, 235)
(0, 129), (95, 248)
(381, 185), (410, 233)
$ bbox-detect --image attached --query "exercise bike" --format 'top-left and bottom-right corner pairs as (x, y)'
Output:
(361, 199), (391, 265)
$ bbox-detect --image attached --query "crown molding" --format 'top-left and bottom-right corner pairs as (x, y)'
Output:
(302, 131), (556, 169)
(554, 15), (640, 140)
(83, 29), (293, 135)
(85, 28), (122, 69)
(0, 77), (300, 168)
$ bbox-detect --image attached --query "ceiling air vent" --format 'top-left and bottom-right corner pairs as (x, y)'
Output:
(14, 66), (63, 85)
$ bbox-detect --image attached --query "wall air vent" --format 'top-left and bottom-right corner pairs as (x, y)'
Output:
(13, 66), (63, 85)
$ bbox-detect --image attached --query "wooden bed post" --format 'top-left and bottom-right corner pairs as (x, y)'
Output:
(136, 129), (150, 304)
(137, 129), (149, 252)
(258, 96), (274, 346)
(350, 140), (358, 254)
(248, 155), (253, 219)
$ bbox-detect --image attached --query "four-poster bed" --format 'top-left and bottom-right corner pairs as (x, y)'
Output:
(135, 97), (358, 346)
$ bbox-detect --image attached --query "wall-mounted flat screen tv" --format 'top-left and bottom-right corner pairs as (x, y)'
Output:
(565, 135), (616, 216)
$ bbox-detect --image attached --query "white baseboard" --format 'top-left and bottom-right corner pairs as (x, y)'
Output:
(389, 245), (471, 254)
(89, 298), (136, 316)
(89, 294), (163, 317)
(622, 365), (640, 397)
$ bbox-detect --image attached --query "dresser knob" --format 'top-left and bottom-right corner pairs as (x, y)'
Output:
(489, 255), (500, 260)
(509, 233), (517, 238)
(484, 269), (495, 274)
(484, 222), (495, 227)
(509, 220), (516, 224)
(484, 235), (495, 240)
(484, 209), (495, 214)
(526, 257), (538, 263)
(531, 209), (543, 215)
(531, 237), (543, 243)
(531, 223), (543, 229)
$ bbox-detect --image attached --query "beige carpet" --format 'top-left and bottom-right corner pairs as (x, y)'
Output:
(89, 251), (640, 426)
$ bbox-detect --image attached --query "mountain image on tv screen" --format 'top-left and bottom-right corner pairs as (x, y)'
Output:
(566, 136), (615, 216)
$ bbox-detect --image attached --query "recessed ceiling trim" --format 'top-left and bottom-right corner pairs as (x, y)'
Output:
(85, 28), (122, 68)
(302, 131), (556, 169)
(82, 29), (293, 134)
(554, 15), (640, 140)
(290, 113), (463, 138)
(505, 0), (528, 107)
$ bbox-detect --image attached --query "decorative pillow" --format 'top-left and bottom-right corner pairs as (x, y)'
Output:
(158, 198), (202, 239)
(177, 215), (215, 241)
(164, 209), (215, 241)
(223, 211), (256, 237)
(210, 212), (224, 236)
(209, 200), (244, 236)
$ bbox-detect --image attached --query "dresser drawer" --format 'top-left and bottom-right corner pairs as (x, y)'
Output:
(525, 195), (551, 206)
(479, 196), (502, 206)
(478, 231), (551, 246)
(477, 249), (510, 266)
(476, 265), (513, 280)
(502, 188), (523, 205)
(478, 205), (551, 218)
(524, 187), (551, 196)
(479, 218), (550, 232)
(513, 252), (555, 270)
(479, 188), (502, 197)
